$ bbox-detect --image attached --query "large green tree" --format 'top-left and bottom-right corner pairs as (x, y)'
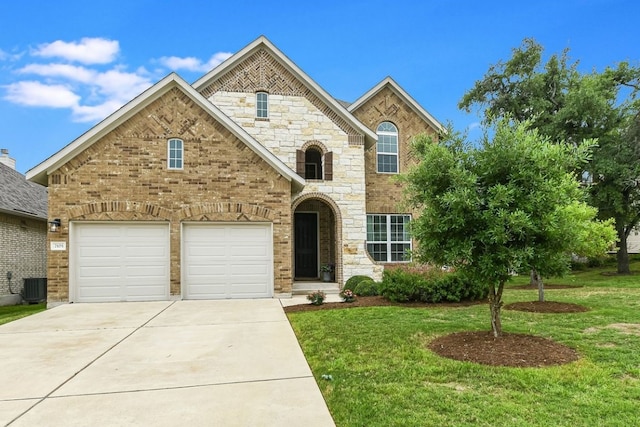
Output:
(459, 38), (640, 274)
(404, 121), (615, 337)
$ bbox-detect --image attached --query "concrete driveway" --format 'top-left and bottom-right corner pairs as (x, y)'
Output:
(0, 300), (335, 426)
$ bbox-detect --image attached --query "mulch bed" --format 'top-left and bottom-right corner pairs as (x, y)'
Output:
(285, 295), (583, 367)
(282, 295), (483, 313)
(429, 331), (580, 367)
(504, 300), (589, 313)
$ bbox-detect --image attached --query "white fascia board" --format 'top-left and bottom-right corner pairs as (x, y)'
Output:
(26, 72), (305, 189)
(349, 77), (445, 133)
(193, 35), (377, 144)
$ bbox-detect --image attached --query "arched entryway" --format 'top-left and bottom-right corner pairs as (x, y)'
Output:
(292, 194), (342, 284)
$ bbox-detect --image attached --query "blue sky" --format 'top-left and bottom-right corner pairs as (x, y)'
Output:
(1, 0), (638, 174)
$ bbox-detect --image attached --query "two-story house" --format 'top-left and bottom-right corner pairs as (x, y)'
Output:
(26, 36), (443, 305)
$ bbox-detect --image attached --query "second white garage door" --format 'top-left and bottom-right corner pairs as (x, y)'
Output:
(183, 223), (273, 299)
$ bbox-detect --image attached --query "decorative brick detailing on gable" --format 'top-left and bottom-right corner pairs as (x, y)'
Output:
(199, 48), (363, 142)
(351, 86), (437, 214)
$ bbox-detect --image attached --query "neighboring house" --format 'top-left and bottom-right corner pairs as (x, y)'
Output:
(626, 229), (640, 254)
(26, 36), (444, 305)
(0, 150), (48, 304)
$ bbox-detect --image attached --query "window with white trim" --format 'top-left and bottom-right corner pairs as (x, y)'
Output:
(256, 92), (269, 118)
(376, 122), (398, 173)
(366, 214), (411, 262)
(168, 138), (183, 169)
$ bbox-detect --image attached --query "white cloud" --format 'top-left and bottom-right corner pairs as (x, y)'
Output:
(19, 63), (96, 83)
(33, 37), (119, 64)
(158, 52), (232, 72)
(3, 37), (230, 123)
(15, 63), (153, 121)
(3, 81), (80, 108)
(93, 69), (152, 102)
(72, 99), (125, 123)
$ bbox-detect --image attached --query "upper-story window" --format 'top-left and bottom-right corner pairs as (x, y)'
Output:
(296, 147), (333, 180)
(168, 138), (183, 170)
(256, 92), (269, 118)
(376, 122), (398, 173)
(304, 148), (323, 179)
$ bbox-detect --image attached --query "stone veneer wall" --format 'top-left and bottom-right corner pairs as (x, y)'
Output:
(211, 91), (381, 282)
(0, 213), (46, 295)
(46, 87), (292, 303)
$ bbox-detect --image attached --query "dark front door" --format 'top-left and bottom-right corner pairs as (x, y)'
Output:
(295, 212), (318, 278)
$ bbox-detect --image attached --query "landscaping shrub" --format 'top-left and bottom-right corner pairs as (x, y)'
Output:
(353, 278), (380, 296)
(379, 267), (487, 303)
(344, 275), (372, 290)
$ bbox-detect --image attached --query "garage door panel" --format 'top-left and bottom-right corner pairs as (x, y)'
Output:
(78, 266), (122, 279)
(230, 246), (268, 257)
(183, 224), (272, 299)
(73, 223), (169, 302)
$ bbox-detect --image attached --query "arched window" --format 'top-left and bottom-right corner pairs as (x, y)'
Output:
(376, 122), (398, 173)
(304, 148), (323, 179)
(296, 146), (333, 180)
(256, 92), (269, 118)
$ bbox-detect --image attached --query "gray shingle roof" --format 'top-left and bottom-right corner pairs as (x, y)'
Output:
(0, 163), (48, 219)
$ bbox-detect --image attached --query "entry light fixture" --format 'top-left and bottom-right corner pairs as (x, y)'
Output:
(49, 218), (61, 233)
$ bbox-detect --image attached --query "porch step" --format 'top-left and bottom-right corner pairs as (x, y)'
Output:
(292, 281), (340, 296)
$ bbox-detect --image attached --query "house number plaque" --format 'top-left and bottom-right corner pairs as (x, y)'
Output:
(50, 241), (66, 251)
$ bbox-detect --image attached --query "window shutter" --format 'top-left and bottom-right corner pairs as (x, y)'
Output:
(296, 150), (305, 177)
(324, 151), (333, 181)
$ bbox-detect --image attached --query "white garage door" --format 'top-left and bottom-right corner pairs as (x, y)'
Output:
(183, 223), (273, 299)
(72, 223), (170, 302)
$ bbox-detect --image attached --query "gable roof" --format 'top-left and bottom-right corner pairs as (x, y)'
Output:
(26, 73), (305, 189)
(193, 35), (378, 146)
(348, 76), (445, 133)
(0, 163), (47, 220)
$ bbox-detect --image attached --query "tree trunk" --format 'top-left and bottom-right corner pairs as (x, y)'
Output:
(529, 268), (545, 302)
(617, 223), (631, 274)
(529, 268), (544, 302)
(488, 281), (505, 338)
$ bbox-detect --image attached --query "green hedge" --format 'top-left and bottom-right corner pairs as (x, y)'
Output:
(353, 278), (380, 296)
(379, 267), (487, 303)
(344, 275), (373, 290)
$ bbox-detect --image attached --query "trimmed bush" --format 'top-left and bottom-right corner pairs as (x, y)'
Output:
(345, 275), (372, 290)
(353, 278), (380, 296)
(379, 267), (487, 303)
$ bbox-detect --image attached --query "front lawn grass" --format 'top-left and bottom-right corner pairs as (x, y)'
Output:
(0, 303), (46, 326)
(288, 258), (640, 426)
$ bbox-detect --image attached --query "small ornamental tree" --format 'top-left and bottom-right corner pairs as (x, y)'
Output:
(403, 120), (615, 337)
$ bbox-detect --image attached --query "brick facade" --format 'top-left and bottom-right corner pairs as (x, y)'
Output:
(350, 85), (438, 214)
(46, 87), (292, 302)
(0, 213), (47, 295)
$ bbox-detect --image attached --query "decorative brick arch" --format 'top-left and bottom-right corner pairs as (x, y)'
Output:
(292, 192), (344, 286)
(67, 201), (172, 221)
(300, 140), (328, 154)
(177, 202), (274, 221)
